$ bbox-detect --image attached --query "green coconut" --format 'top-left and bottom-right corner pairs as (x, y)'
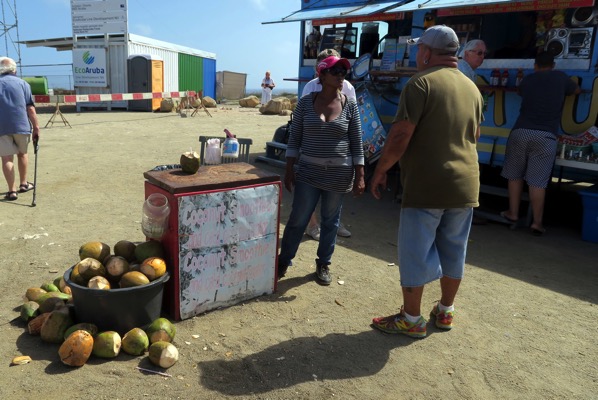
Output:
(119, 271), (150, 288)
(64, 323), (99, 341)
(20, 301), (40, 322)
(180, 150), (200, 174)
(92, 331), (122, 358)
(145, 317), (176, 344)
(41, 282), (60, 293)
(38, 296), (66, 314)
(25, 287), (47, 302)
(134, 240), (164, 262)
(79, 241), (111, 262)
(121, 327), (150, 356)
(114, 240), (137, 262)
(69, 263), (86, 286)
(40, 308), (73, 344)
(34, 291), (71, 306)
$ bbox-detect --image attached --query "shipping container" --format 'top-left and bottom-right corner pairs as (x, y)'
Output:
(21, 33), (216, 111)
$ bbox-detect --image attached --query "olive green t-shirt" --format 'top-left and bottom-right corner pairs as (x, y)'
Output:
(393, 66), (483, 208)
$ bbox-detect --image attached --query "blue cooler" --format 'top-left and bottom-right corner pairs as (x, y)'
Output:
(579, 185), (598, 243)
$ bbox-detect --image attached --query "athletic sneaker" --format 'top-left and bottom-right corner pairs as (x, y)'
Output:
(337, 223), (351, 237)
(371, 309), (427, 338)
(305, 225), (320, 241)
(430, 302), (454, 330)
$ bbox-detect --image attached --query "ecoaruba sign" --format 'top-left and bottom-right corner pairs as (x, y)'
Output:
(73, 48), (107, 87)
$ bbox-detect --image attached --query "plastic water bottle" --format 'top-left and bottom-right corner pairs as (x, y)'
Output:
(516, 69), (524, 87)
(501, 70), (509, 87)
(491, 69), (500, 86)
(141, 193), (170, 240)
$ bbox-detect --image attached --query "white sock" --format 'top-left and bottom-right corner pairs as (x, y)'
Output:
(438, 302), (455, 312)
(403, 311), (421, 323)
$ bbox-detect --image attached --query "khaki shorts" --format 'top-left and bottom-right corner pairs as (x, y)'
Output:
(0, 134), (30, 157)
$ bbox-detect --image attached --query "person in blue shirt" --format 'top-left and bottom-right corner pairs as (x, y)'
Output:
(457, 40), (486, 82)
(0, 57), (40, 201)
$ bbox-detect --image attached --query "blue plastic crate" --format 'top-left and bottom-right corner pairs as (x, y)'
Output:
(579, 185), (598, 243)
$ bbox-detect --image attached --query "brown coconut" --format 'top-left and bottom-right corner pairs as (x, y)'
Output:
(58, 330), (94, 367)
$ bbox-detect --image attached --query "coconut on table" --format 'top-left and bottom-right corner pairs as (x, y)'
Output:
(143, 162), (281, 321)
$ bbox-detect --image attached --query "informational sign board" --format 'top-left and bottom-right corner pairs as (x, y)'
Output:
(73, 48), (108, 87)
(176, 184), (278, 319)
(71, 0), (128, 35)
(356, 87), (387, 163)
(380, 38), (399, 71)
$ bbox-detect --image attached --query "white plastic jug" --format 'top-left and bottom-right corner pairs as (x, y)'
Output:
(222, 137), (239, 158)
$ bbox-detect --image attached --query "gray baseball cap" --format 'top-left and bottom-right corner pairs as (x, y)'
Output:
(408, 25), (460, 53)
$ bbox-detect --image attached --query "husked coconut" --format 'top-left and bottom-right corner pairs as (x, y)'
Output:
(148, 341), (179, 368)
(76, 257), (106, 282)
(88, 275), (111, 290)
(92, 331), (122, 358)
(105, 256), (130, 283)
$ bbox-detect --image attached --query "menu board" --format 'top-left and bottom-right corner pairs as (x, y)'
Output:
(356, 88), (387, 163)
(176, 184), (278, 319)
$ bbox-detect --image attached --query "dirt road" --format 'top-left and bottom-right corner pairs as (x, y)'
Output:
(0, 105), (596, 400)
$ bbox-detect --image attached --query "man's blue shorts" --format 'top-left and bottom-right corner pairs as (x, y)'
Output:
(397, 207), (473, 287)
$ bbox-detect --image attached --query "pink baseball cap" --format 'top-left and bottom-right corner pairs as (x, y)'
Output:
(316, 56), (351, 75)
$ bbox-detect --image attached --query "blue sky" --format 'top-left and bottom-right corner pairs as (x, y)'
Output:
(6, 0), (302, 90)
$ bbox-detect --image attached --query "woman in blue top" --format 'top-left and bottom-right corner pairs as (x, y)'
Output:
(277, 56), (365, 285)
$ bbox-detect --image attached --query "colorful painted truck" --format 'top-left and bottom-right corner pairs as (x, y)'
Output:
(265, 0), (598, 181)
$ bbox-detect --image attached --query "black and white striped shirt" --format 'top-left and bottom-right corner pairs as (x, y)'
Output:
(287, 93), (364, 193)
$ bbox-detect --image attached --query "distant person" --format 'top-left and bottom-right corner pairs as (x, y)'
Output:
(500, 51), (580, 236)
(369, 26), (483, 338)
(458, 39), (488, 226)
(301, 48), (355, 240)
(261, 71), (275, 105)
(458, 39), (486, 82)
(0, 57), (40, 201)
(278, 55), (364, 285)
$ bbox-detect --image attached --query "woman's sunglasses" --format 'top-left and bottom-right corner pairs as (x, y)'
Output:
(323, 66), (348, 76)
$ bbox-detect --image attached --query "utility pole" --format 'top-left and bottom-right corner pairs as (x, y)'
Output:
(0, 0), (22, 75)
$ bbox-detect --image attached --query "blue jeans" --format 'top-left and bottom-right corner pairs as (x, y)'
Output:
(278, 181), (345, 267)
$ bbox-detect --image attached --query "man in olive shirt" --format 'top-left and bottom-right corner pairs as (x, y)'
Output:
(370, 26), (484, 338)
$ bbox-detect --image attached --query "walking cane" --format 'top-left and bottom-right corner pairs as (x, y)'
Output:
(31, 139), (39, 207)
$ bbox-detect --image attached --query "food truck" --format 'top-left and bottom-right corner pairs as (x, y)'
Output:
(265, 0), (598, 181)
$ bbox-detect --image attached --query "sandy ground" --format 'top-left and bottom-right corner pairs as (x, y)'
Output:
(0, 103), (596, 400)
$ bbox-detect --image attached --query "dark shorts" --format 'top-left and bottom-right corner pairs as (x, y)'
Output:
(501, 128), (557, 189)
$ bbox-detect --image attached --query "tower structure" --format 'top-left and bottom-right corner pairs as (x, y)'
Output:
(0, 0), (21, 75)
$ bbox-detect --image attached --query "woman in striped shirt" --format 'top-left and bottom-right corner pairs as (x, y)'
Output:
(277, 56), (365, 285)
